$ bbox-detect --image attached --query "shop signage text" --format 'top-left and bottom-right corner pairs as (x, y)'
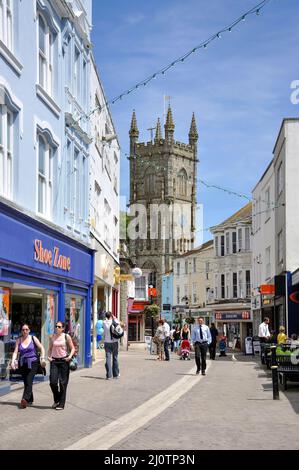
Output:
(34, 239), (71, 272)
(215, 311), (251, 320)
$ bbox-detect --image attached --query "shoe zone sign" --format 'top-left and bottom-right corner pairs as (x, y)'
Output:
(0, 207), (92, 284)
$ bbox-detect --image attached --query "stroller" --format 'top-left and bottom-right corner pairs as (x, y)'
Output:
(219, 336), (227, 357)
(180, 340), (191, 360)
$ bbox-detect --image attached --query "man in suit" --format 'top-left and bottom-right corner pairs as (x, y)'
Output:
(191, 317), (212, 375)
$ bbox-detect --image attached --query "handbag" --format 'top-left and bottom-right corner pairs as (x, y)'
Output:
(65, 334), (78, 371)
(32, 336), (46, 375)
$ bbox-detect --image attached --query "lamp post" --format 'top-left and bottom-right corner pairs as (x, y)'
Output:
(149, 284), (154, 337)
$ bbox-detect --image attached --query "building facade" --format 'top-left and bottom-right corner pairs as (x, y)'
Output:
(127, 107), (198, 338)
(89, 56), (120, 357)
(172, 241), (213, 325)
(251, 118), (299, 336)
(0, 0), (94, 394)
(208, 204), (252, 350)
(251, 160), (275, 334)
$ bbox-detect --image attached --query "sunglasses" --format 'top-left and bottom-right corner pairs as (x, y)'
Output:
(55, 325), (63, 329)
(22, 328), (29, 331)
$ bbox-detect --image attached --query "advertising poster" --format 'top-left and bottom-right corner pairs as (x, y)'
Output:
(69, 298), (76, 335)
(0, 288), (10, 337)
(46, 294), (55, 335)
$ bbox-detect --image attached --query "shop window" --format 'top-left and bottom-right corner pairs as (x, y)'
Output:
(65, 294), (85, 367)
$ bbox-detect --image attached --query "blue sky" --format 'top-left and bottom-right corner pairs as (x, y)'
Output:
(92, 0), (299, 241)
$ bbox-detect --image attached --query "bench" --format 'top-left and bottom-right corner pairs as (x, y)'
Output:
(276, 354), (299, 390)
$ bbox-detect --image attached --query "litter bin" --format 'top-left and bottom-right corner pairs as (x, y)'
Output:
(244, 336), (253, 355)
(252, 336), (261, 356)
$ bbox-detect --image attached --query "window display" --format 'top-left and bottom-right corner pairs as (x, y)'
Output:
(65, 294), (85, 366)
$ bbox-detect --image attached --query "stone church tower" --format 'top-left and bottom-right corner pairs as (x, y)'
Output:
(128, 106), (198, 306)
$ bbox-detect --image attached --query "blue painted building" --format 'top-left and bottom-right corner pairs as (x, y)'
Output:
(0, 0), (94, 394)
(161, 273), (173, 325)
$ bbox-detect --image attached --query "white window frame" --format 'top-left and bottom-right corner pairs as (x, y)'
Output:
(225, 232), (230, 255)
(277, 162), (283, 196)
(278, 230), (283, 264)
(0, 105), (13, 199)
(135, 276), (146, 300)
(245, 227), (250, 251)
(265, 246), (271, 279)
(74, 147), (80, 221)
(215, 236), (219, 256)
(0, 0), (13, 51)
(37, 134), (53, 218)
(238, 228), (242, 252)
(192, 283), (197, 303)
(74, 45), (81, 101)
(38, 12), (53, 96)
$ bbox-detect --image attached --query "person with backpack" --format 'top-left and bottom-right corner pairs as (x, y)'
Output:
(103, 311), (122, 380)
(10, 323), (46, 408)
(48, 321), (75, 410)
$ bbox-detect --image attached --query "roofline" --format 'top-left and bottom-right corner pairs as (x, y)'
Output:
(252, 158), (274, 193)
(90, 54), (120, 149)
(273, 118), (299, 155)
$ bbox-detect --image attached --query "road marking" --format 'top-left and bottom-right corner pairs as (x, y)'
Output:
(66, 362), (210, 450)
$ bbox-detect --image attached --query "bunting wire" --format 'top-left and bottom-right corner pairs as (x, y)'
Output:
(81, 0), (272, 123)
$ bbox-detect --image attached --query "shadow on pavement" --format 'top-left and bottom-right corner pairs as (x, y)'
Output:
(0, 401), (52, 410)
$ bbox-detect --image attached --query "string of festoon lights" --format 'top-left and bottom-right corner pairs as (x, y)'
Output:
(84, 0), (272, 120)
(129, 150), (283, 210)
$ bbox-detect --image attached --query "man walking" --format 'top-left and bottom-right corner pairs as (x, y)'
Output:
(209, 322), (218, 360)
(163, 318), (170, 361)
(191, 317), (211, 375)
(103, 312), (120, 380)
(258, 317), (271, 343)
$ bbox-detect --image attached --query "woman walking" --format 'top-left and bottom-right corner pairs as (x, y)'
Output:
(11, 324), (46, 408)
(48, 321), (75, 410)
(173, 326), (181, 353)
(181, 324), (191, 341)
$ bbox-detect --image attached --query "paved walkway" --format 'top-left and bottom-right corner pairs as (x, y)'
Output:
(0, 347), (298, 450)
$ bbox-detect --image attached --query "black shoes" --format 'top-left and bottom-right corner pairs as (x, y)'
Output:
(202, 371), (206, 376)
(196, 370), (200, 375)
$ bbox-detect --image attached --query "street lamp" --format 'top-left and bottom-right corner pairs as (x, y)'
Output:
(149, 284), (154, 337)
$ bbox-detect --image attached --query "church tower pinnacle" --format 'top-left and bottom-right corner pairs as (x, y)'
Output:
(189, 112), (198, 146)
(155, 118), (162, 143)
(164, 106), (175, 144)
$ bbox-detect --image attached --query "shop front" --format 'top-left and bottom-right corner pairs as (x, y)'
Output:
(214, 310), (253, 351)
(128, 300), (149, 342)
(91, 238), (119, 359)
(0, 202), (94, 395)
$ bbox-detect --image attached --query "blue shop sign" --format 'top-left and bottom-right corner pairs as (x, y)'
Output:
(0, 207), (92, 285)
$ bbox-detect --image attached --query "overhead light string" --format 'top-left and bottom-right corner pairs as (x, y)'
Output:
(79, 0), (272, 125)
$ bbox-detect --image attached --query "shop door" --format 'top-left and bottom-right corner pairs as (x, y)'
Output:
(128, 315), (143, 342)
(226, 323), (241, 349)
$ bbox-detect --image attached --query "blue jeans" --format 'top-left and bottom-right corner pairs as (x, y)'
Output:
(104, 342), (119, 378)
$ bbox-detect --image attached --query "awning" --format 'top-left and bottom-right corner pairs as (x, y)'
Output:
(128, 300), (150, 314)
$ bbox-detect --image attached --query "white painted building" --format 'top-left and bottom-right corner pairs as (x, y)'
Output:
(172, 241), (214, 324)
(89, 56), (120, 357)
(251, 118), (299, 335)
(208, 203), (252, 350)
(252, 160), (275, 334)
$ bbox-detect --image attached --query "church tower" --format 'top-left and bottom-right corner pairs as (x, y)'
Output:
(128, 107), (199, 308)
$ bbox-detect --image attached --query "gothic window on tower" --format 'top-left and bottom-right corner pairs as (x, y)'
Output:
(177, 168), (188, 196)
(145, 168), (156, 196)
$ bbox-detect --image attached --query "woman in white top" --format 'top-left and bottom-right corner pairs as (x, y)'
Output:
(48, 321), (75, 410)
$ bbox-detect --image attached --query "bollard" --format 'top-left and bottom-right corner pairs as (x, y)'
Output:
(271, 365), (279, 400)
(270, 345), (277, 367)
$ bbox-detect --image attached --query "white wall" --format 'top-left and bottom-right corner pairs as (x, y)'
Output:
(252, 160), (275, 289)
(90, 58), (120, 263)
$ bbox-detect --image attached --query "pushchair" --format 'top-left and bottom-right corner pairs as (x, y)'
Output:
(180, 339), (191, 360)
(219, 336), (227, 357)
